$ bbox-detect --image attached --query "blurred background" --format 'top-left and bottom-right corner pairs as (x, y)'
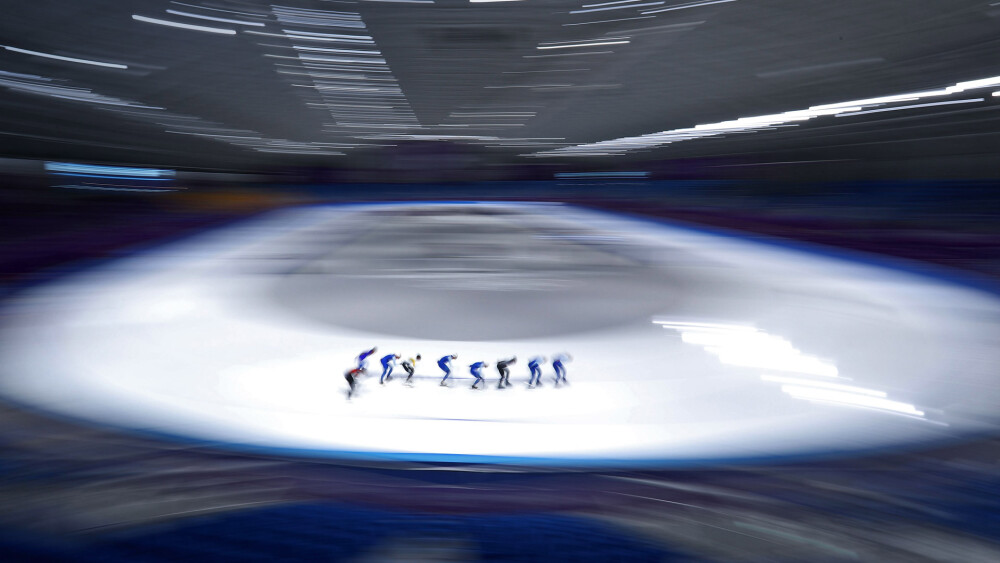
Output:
(2, 1), (1000, 561)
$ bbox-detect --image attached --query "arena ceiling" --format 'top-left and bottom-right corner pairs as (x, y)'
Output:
(2, 0), (1000, 172)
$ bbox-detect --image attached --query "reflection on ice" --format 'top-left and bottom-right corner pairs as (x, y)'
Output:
(782, 385), (926, 419)
(655, 320), (839, 377)
(760, 374), (884, 397)
(657, 319), (930, 420)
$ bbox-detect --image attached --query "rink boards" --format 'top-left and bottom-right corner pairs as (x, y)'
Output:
(2, 202), (1000, 465)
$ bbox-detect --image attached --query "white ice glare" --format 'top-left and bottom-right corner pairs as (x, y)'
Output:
(132, 14), (237, 35)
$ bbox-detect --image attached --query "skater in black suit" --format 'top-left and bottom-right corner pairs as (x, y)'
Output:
(496, 356), (516, 389)
(345, 367), (364, 399)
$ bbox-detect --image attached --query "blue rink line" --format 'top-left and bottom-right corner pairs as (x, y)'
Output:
(0, 503), (696, 562)
(1, 200), (1000, 469)
(2, 387), (996, 470)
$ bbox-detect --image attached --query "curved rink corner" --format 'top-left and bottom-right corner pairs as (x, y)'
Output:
(1, 202), (999, 466)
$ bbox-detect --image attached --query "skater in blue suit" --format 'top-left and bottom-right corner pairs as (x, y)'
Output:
(357, 347), (377, 371)
(379, 353), (399, 384)
(470, 360), (489, 390)
(552, 353), (572, 386)
(527, 356), (545, 388)
(438, 354), (457, 386)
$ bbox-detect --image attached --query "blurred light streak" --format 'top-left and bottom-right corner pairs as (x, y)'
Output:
(532, 73), (1000, 156)
(555, 171), (648, 178)
(50, 173), (173, 181)
(612, 492), (707, 509)
(0, 69), (50, 81)
(523, 51), (615, 58)
(537, 40), (630, 49)
(45, 162), (175, 177)
(1, 46), (127, 69)
(503, 68), (590, 73)
(563, 15), (654, 26)
(654, 321), (755, 330)
(132, 14), (237, 35)
(532, 83), (620, 91)
(170, 1), (268, 18)
(642, 0), (737, 14)
(264, 6), (419, 135)
(55, 185), (176, 192)
(485, 84), (572, 88)
(451, 112), (536, 117)
(245, 30), (373, 42)
(834, 98), (983, 117)
(284, 30), (370, 38)
(583, 0), (644, 7)
(756, 58), (883, 79)
(165, 10), (266, 26)
(571, 2), (664, 14)
(0, 73), (162, 108)
(711, 159), (849, 167)
(614, 20), (704, 34)
(760, 375), (885, 397)
(782, 386), (924, 417)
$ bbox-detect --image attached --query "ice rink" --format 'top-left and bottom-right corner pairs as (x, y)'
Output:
(2, 202), (1000, 465)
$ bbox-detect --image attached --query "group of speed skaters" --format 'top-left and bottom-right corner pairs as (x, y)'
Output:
(345, 348), (572, 399)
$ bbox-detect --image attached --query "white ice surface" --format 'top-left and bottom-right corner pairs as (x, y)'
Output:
(2, 202), (1000, 464)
